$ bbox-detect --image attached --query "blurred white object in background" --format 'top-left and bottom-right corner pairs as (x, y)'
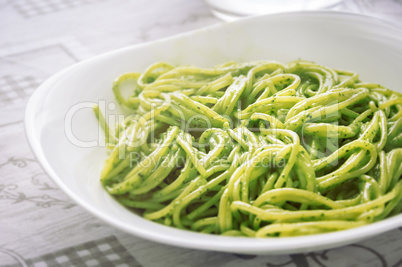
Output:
(203, 0), (343, 20)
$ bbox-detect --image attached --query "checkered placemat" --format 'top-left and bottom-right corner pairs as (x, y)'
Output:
(13, 0), (105, 18)
(2, 236), (141, 267)
(0, 75), (40, 105)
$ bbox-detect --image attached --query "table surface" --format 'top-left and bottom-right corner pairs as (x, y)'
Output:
(1, 0), (402, 266)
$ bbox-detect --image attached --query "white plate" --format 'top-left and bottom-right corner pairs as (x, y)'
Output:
(202, 0), (342, 21)
(25, 11), (402, 255)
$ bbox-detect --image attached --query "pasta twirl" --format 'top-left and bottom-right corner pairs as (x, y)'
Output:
(94, 60), (402, 237)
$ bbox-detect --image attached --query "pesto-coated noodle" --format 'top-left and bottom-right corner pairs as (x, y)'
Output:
(94, 60), (402, 237)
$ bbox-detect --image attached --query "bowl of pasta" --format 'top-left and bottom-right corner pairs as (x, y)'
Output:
(25, 11), (402, 254)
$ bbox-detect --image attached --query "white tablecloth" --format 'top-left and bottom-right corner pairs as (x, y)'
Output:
(1, 0), (402, 266)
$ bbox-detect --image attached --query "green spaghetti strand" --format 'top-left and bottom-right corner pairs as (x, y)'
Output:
(95, 60), (402, 237)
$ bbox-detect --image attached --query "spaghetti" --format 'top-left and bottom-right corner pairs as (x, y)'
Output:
(94, 60), (402, 237)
